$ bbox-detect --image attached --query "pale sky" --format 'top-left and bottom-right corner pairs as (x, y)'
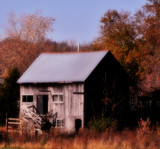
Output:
(0, 0), (147, 44)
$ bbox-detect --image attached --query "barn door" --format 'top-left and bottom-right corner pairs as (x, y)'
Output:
(73, 94), (83, 117)
(37, 95), (48, 115)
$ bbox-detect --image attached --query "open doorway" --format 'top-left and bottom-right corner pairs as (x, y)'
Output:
(37, 95), (48, 115)
(75, 119), (82, 132)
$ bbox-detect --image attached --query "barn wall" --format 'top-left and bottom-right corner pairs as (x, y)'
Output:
(84, 51), (130, 126)
(20, 83), (84, 133)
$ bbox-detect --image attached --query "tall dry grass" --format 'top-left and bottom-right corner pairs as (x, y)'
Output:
(0, 119), (160, 149)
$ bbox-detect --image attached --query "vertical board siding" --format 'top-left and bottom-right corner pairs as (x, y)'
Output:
(20, 83), (84, 133)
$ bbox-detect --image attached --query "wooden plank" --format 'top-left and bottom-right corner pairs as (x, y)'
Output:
(8, 122), (21, 125)
(8, 118), (20, 121)
(6, 117), (8, 132)
(8, 130), (20, 133)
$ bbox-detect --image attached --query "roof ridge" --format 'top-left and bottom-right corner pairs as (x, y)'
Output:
(42, 50), (108, 55)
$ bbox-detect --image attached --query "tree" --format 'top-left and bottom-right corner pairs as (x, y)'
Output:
(100, 10), (136, 57)
(5, 11), (55, 43)
(0, 68), (20, 125)
(135, 0), (160, 91)
(0, 38), (55, 76)
(142, 0), (160, 50)
(0, 11), (55, 77)
(93, 10), (144, 82)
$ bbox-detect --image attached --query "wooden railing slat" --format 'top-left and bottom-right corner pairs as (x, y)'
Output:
(8, 118), (20, 121)
(8, 122), (21, 125)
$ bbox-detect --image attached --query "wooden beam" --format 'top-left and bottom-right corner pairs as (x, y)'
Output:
(73, 92), (84, 94)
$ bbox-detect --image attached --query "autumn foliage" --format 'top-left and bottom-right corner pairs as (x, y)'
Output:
(91, 0), (160, 91)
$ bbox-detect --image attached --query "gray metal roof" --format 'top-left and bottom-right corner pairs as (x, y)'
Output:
(18, 51), (108, 84)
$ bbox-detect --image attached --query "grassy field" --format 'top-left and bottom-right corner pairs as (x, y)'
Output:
(0, 120), (160, 149)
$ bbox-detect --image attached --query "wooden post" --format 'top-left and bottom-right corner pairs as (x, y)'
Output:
(5, 113), (8, 132)
(19, 119), (21, 135)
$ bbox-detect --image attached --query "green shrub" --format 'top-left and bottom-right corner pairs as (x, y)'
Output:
(88, 117), (118, 132)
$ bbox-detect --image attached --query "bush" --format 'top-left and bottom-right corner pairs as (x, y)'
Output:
(88, 117), (118, 132)
(137, 118), (151, 138)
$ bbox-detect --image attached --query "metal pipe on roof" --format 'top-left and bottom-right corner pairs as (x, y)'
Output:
(78, 42), (80, 52)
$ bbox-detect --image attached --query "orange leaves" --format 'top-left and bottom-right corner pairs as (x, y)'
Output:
(97, 10), (141, 81)
(0, 38), (55, 77)
(92, 1), (160, 86)
(0, 11), (56, 77)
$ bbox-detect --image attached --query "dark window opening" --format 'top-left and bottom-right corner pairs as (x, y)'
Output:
(52, 95), (58, 102)
(22, 95), (33, 102)
(59, 95), (63, 102)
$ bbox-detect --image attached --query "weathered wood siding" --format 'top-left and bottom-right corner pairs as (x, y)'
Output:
(20, 83), (84, 133)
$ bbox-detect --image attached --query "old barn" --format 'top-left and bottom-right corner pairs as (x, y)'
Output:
(17, 51), (131, 133)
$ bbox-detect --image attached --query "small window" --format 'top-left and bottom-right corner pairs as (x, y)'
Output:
(52, 95), (58, 102)
(59, 95), (63, 102)
(52, 94), (63, 103)
(22, 95), (33, 102)
(56, 119), (64, 127)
